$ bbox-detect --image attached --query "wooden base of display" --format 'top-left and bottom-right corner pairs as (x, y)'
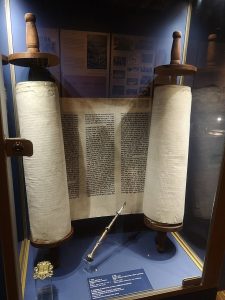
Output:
(30, 226), (74, 248)
(144, 216), (183, 253)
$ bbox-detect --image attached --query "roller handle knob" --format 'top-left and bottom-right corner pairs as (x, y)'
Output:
(170, 31), (182, 65)
(25, 13), (40, 53)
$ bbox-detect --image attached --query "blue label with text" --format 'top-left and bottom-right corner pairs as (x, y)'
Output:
(88, 268), (152, 299)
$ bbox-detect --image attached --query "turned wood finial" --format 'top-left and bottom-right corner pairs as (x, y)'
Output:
(207, 34), (217, 67)
(154, 30), (196, 76)
(170, 31), (182, 64)
(170, 31), (182, 65)
(8, 12), (59, 67)
(25, 13), (40, 53)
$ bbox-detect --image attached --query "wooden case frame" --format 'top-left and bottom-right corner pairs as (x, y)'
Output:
(1, 0), (225, 299)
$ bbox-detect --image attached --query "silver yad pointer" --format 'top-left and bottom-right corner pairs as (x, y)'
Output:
(86, 202), (126, 262)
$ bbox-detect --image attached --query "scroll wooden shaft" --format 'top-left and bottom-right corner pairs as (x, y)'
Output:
(25, 13), (39, 53)
(170, 31), (182, 65)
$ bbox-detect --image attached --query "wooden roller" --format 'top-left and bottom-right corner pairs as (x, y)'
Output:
(145, 31), (197, 253)
(8, 13), (59, 67)
(8, 14), (70, 259)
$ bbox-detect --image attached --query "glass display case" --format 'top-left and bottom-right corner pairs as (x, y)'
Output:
(1, 1), (225, 300)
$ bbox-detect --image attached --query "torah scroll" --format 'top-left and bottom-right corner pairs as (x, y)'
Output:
(143, 85), (192, 225)
(16, 81), (71, 244)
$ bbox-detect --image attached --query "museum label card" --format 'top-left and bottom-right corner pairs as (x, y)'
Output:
(88, 268), (152, 299)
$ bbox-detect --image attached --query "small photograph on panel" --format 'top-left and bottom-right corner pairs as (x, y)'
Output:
(113, 70), (126, 80)
(112, 85), (125, 96)
(113, 56), (127, 67)
(127, 78), (138, 86)
(141, 53), (153, 64)
(87, 34), (108, 69)
(126, 89), (138, 96)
